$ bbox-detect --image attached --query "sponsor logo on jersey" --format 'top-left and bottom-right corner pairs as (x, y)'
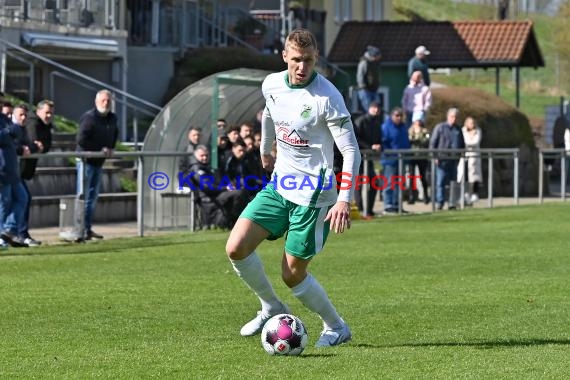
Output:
(278, 129), (309, 147)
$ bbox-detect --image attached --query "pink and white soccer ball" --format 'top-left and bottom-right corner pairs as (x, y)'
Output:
(261, 314), (308, 356)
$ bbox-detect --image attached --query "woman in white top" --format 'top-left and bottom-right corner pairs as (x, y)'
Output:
(457, 117), (482, 204)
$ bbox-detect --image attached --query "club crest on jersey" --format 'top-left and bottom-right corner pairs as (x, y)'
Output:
(277, 127), (309, 147)
(300, 105), (312, 119)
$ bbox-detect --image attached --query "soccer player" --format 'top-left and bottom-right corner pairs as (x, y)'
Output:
(225, 28), (361, 347)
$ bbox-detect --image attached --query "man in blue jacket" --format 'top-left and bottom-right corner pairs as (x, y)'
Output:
(429, 108), (465, 210)
(381, 107), (410, 214)
(0, 111), (29, 247)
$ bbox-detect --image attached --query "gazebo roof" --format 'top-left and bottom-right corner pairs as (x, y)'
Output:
(327, 20), (544, 69)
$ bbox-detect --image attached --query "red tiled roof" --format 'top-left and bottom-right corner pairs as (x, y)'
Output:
(327, 20), (544, 68)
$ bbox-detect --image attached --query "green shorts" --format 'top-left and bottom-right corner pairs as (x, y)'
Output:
(240, 185), (331, 259)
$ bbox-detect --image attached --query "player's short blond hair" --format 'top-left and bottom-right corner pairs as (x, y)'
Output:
(285, 28), (317, 51)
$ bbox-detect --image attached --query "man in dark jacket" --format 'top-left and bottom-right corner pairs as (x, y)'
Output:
(76, 89), (119, 240)
(0, 112), (29, 247)
(20, 100), (54, 246)
(353, 101), (382, 218)
(429, 108), (465, 210)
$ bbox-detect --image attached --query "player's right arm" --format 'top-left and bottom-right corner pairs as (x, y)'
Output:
(260, 106), (276, 172)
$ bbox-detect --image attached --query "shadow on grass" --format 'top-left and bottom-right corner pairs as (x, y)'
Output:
(0, 235), (219, 258)
(353, 338), (570, 349)
(300, 353), (338, 358)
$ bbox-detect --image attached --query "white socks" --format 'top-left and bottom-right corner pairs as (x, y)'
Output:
(230, 252), (284, 314)
(232, 254), (343, 329)
(291, 274), (343, 330)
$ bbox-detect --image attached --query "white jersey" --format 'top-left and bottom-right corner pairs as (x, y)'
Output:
(261, 70), (360, 208)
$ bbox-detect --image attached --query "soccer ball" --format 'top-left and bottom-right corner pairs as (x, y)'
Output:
(261, 314), (308, 356)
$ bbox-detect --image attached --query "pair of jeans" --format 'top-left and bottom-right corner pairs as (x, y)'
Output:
(357, 89), (380, 113)
(19, 181), (31, 237)
(354, 161), (377, 215)
(0, 181), (29, 235)
(77, 160), (103, 232)
(382, 164), (400, 211)
(435, 163), (458, 207)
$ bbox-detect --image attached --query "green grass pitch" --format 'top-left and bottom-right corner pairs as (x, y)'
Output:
(1, 203), (568, 379)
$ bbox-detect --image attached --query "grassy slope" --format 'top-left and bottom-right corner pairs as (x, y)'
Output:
(392, 0), (564, 119)
(0, 203), (568, 378)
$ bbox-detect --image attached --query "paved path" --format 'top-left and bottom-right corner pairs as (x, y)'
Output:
(24, 195), (568, 247)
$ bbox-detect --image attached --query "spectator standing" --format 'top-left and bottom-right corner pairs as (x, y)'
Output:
(408, 115), (430, 204)
(457, 117), (482, 204)
(381, 107), (410, 214)
(76, 89), (119, 240)
(402, 70), (432, 127)
(408, 46), (431, 87)
(0, 111), (29, 247)
(429, 108), (465, 210)
(1, 101), (14, 118)
(10, 104), (44, 246)
(353, 101), (382, 218)
(21, 100), (54, 246)
(356, 45), (382, 113)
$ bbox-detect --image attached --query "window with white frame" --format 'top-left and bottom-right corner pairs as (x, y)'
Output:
(365, 0), (384, 21)
(334, 0), (352, 23)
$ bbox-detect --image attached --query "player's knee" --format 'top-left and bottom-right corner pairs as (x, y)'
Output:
(281, 267), (305, 288)
(225, 240), (239, 259)
(225, 238), (247, 260)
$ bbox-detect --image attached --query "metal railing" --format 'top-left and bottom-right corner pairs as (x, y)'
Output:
(538, 148), (568, 203)
(360, 148), (520, 215)
(0, 37), (161, 144)
(0, 0), (122, 30)
(21, 146), (570, 240)
(24, 150), (194, 238)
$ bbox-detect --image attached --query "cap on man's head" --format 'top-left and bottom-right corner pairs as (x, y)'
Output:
(365, 45), (381, 59)
(415, 45), (430, 56)
(369, 101), (381, 109)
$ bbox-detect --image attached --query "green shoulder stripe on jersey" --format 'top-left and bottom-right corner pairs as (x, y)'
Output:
(284, 71), (318, 89)
(339, 116), (351, 129)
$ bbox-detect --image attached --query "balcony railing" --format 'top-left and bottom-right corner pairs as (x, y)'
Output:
(0, 0), (122, 30)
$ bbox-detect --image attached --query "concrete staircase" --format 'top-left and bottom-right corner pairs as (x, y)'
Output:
(28, 132), (137, 228)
